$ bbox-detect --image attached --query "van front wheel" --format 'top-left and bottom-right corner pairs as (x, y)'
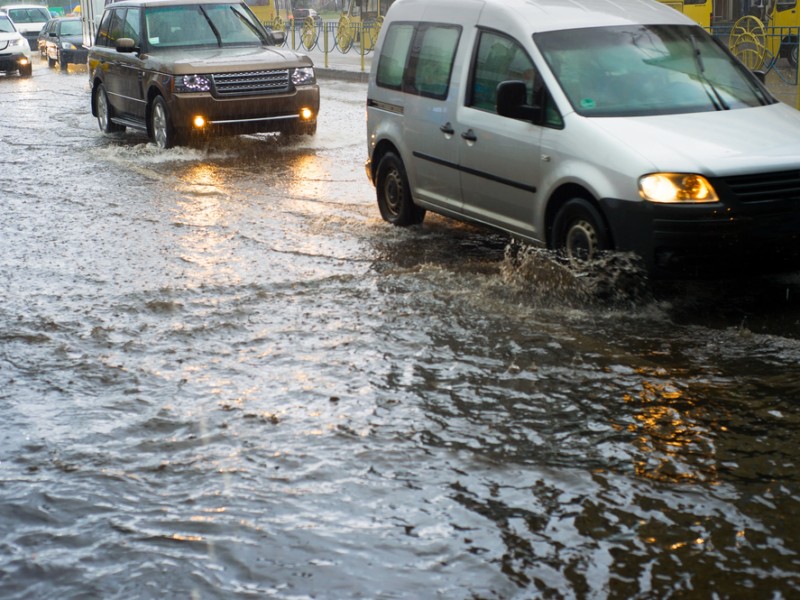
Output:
(551, 198), (611, 263)
(375, 152), (425, 226)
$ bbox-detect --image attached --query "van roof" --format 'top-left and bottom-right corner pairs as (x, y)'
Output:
(388, 0), (693, 32)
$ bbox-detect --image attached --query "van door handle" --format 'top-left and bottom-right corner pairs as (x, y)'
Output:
(461, 129), (477, 142)
(440, 122), (454, 135)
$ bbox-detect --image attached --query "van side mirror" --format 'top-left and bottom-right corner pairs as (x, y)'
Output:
(116, 37), (137, 53)
(496, 80), (540, 123)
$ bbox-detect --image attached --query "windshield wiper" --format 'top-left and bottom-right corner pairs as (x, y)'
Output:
(690, 34), (729, 111)
(199, 7), (223, 47)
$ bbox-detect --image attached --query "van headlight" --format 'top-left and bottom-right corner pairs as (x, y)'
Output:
(174, 75), (211, 93)
(639, 173), (719, 203)
(291, 67), (315, 86)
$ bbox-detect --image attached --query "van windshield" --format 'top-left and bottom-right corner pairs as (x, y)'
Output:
(145, 2), (271, 48)
(535, 24), (774, 117)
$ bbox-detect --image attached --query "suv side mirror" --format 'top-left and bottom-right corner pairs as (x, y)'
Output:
(270, 28), (285, 46)
(496, 80), (540, 123)
(116, 37), (137, 53)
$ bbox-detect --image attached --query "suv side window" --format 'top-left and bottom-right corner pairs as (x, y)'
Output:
(123, 8), (141, 44)
(95, 9), (114, 46)
(376, 22), (460, 100)
(469, 30), (562, 128)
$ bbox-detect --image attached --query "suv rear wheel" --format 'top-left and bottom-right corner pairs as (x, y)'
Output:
(150, 96), (178, 149)
(95, 83), (125, 133)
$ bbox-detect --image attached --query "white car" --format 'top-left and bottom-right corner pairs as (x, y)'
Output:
(0, 3), (49, 50)
(366, 0), (800, 279)
(0, 12), (31, 77)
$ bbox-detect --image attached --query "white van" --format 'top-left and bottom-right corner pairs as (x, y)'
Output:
(365, 0), (800, 278)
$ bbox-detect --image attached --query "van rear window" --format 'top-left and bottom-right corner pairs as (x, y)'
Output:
(377, 22), (461, 100)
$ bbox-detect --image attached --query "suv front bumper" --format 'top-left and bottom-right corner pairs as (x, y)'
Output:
(168, 86), (320, 135)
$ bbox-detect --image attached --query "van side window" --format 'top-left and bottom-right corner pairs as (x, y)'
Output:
(407, 24), (460, 99)
(376, 22), (460, 100)
(376, 23), (414, 89)
(469, 30), (562, 127)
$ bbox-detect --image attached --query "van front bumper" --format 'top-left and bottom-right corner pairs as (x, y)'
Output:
(602, 196), (800, 279)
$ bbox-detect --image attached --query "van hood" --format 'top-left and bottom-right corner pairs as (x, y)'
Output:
(145, 46), (313, 74)
(589, 103), (800, 175)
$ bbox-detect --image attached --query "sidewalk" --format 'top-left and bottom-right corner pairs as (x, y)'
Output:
(301, 46), (372, 83)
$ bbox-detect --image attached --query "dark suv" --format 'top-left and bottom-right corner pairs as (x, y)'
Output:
(88, 0), (320, 148)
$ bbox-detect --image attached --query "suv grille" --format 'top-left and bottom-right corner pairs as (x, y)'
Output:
(211, 69), (290, 97)
(721, 169), (800, 205)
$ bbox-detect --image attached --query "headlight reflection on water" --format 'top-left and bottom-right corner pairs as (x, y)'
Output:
(621, 370), (719, 485)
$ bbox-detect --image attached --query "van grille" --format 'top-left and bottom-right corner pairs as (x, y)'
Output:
(721, 169), (800, 205)
(211, 69), (290, 96)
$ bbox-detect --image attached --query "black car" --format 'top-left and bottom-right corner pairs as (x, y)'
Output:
(39, 16), (86, 70)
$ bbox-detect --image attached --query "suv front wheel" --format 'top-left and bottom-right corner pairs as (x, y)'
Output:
(150, 96), (179, 149)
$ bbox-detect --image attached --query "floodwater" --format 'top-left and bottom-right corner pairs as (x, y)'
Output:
(2, 62), (800, 600)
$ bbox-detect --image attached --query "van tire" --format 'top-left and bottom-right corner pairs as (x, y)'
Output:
(551, 198), (611, 263)
(375, 152), (425, 226)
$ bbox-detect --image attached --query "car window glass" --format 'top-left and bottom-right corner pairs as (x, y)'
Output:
(123, 8), (140, 44)
(406, 24), (460, 99)
(470, 31), (535, 111)
(95, 9), (113, 46)
(60, 19), (82, 36)
(0, 15), (13, 32)
(146, 3), (266, 48)
(376, 22), (414, 89)
(8, 7), (49, 22)
(469, 30), (562, 127)
(108, 9), (127, 44)
(536, 24), (772, 117)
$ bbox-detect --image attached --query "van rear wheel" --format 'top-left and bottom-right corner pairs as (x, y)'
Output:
(375, 152), (425, 226)
(551, 198), (611, 263)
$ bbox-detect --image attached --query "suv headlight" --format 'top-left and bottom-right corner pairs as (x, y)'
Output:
(639, 173), (719, 203)
(174, 74), (211, 93)
(61, 42), (78, 50)
(291, 67), (315, 86)
(11, 37), (27, 48)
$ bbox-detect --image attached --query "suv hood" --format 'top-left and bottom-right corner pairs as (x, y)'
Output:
(145, 46), (313, 74)
(589, 103), (800, 175)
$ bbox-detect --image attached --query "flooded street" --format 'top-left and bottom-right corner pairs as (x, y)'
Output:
(2, 63), (800, 599)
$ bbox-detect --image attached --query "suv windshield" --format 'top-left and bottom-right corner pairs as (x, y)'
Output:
(145, 2), (269, 48)
(7, 7), (49, 22)
(536, 24), (773, 117)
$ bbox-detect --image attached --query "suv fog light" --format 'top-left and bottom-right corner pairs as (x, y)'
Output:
(192, 115), (206, 129)
(19, 57), (30, 66)
(299, 107), (313, 121)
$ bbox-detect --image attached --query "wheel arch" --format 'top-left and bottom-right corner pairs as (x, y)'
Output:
(544, 183), (614, 250)
(145, 86), (164, 138)
(370, 138), (401, 184)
